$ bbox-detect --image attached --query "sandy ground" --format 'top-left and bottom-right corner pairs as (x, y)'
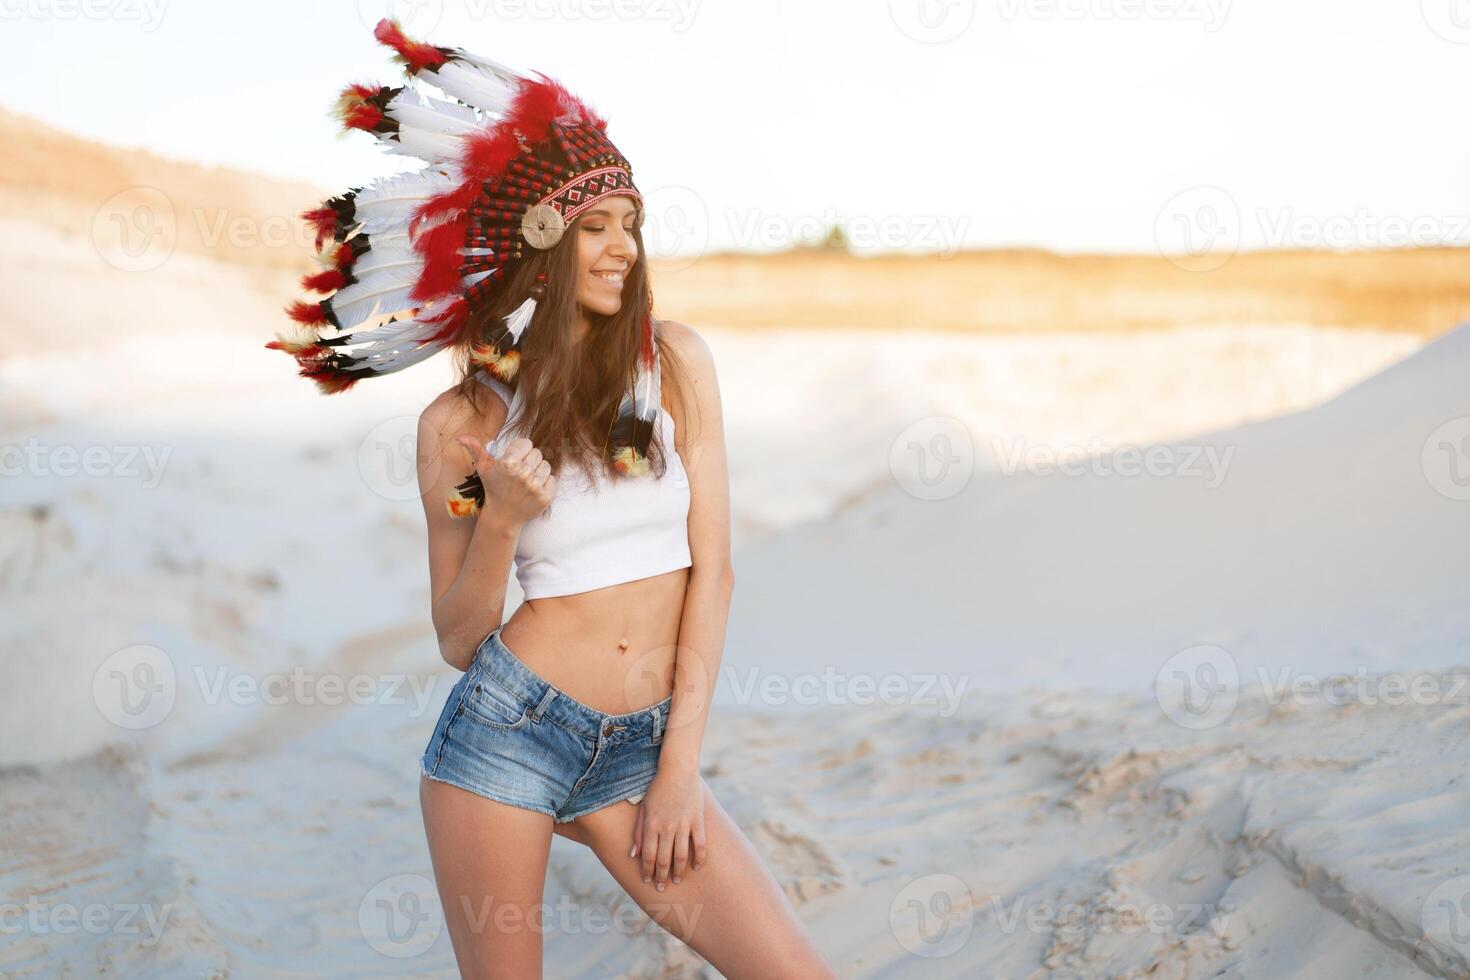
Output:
(3, 105), (1470, 977)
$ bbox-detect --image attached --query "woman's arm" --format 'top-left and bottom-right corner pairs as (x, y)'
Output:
(416, 391), (520, 672)
(660, 320), (737, 774)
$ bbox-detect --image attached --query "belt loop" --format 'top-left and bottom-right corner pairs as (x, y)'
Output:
(651, 706), (664, 744)
(531, 687), (557, 722)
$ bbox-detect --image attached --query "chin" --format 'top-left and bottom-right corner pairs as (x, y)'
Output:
(579, 295), (623, 317)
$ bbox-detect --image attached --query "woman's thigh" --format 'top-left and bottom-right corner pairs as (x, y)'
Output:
(419, 775), (556, 979)
(568, 787), (837, 980)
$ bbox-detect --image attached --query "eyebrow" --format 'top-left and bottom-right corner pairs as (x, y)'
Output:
(580, 206), (640, 219)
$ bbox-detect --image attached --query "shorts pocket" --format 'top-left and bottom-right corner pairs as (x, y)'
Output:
(463, 673), (531, 731)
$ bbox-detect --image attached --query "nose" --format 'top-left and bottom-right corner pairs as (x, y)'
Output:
(607, 224), (636, 263)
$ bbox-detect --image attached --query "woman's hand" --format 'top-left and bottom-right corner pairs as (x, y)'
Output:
(631, 767), (708, 891)
(453, 434), (557, 527)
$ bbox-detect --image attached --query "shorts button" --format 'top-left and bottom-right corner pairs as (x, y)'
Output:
(602, 721), (614, 736)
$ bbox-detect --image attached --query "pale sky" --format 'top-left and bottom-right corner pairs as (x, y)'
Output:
(2, 0), (1467, 255)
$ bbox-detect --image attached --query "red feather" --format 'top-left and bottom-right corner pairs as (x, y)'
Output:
(286, 299), (329, 326)
(333, 82), (384, 133)
(421, 298), (469, 344)
(405, 77), (576, 307)
(300, 364), (359, 395)
(300, 206), (339, 251)
(373, 18), (447, 74)
(301, 269), (347, 293)
(409, 217), (470, 302)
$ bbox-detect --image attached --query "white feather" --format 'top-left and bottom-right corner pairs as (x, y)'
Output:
(376, 89), (484, 163)
(350, 237), (420, 278)
(461, 267), (498, 289)
(452, 48), (524, 87)
(422, 60), (521, 117)
(340, 316), (446, 351)
(352, 339), (448, 374)
(503, 295), (537, 344)
(386, 88), (481, 135)
(350, 169), (459, 234)
(377, 129), (469, 164)
(329, 265), (423, 326)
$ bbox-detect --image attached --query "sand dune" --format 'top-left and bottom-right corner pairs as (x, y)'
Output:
(4, 104), (1470, 977)
(725, 322), (1470, 698)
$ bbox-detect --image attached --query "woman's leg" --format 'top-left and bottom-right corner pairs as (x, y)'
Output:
(567, 785), (838, 979)
(420, 775), (556, 979)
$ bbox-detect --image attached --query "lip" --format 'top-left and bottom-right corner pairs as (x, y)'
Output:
(590, 270), (626, 285)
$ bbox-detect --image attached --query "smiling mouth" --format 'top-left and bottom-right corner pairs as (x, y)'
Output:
(591, 270), (625, 284)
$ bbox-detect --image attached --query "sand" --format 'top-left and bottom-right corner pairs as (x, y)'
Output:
(3, 104), (1469, 978)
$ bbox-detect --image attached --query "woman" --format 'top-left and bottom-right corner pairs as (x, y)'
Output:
(268, 19), (835, 978)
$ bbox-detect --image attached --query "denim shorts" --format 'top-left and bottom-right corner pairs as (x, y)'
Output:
(420, 625), (673, 823)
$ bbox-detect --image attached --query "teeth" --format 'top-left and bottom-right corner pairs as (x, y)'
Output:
(593, 272), (624, 282)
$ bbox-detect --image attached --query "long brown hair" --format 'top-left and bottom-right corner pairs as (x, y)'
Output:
(448, 209), (693, 493)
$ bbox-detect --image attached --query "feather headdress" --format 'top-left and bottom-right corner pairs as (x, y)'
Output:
(267, 18), (658, 517)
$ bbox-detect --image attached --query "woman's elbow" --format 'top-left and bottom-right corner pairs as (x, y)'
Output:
(429, 607), (477, 672)
(695, 561), (735, 593)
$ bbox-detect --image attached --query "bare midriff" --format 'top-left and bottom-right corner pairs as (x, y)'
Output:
(498, 566), (690, 716)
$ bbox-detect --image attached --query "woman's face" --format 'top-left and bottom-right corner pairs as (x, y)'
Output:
(574, 194), (640, 318)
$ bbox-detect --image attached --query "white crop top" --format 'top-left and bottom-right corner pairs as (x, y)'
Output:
(474, 370), (693, 599)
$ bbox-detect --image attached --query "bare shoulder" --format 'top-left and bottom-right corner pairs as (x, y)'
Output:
(657, 318), (717, 376)
(418, 381), (508, 455)
(656, 320), (722, 447)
